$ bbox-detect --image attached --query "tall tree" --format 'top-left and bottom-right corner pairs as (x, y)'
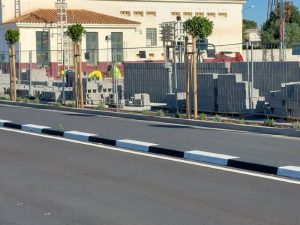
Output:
(243, 19), (257, 42)
(67, 24), (86, 108)
(183, 16), (213, 119)
(261, 3), (300, 47)
(5, 29), (20, 101)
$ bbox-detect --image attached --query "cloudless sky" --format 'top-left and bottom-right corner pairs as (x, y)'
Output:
(243, 0), (300, 27)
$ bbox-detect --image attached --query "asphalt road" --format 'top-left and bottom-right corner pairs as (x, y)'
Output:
(0, 104), (300, 167)
(0, 129), (299, 225)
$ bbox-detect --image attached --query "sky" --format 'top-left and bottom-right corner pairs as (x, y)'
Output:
(243, 0), (300, 27)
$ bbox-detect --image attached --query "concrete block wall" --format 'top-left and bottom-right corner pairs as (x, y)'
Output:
(231, 61), (300, 96)
(197, 73), (218, 112)
(217, 74), (260, 113)
(267, 82), (300, 117)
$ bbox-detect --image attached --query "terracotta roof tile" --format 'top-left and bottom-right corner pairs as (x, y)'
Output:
(6, 9), (140, 25)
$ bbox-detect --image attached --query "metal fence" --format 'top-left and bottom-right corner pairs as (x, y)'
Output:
(0, 43), (300, 119)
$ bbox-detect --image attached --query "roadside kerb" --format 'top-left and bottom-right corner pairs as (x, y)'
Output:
(0, 118), (299, 181)
(1, 101), (300, 138)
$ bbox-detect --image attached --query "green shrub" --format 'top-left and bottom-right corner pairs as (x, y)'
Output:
(264, 118), (276, 127)
(175, 112), (184, 118)
(199, 113), (207, 121)
(31, 97), (40, 104)
(95, 102), (106, 110)
(16, 97), (23, 102)
(156, 110), (165, 117)
(0, 95), (10, 100)
(237, 118), (245, 124)
(53, 102), (62, 107)
(292, 122), (300, 130)
(142, 110), (151, 115)
(213, 115), (222, 122)
(64, 102), (75, 108)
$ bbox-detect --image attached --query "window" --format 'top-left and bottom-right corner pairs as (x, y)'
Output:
(65, 36), (74, 67)
(218, 12), (227, 18)
(195, 12), (204, 17)
(133, 11), (144, 17)
(146, 11), (156, 17)
(36, 31), (49, 66)
(207, 12), (216, 18)
(146, 28), (157, 46)
(86, 32), (99, 65)
(111, 32), (123, 62)
(120, 11), (131, 16)
(183, 12), (192, 17)
(171, 12), (181, 16)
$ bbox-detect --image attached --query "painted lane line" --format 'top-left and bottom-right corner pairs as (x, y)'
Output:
(22, 124), (50, 133)
(63, 131), (97, 141)
(184, 150), (239, 166)
(277, 166), (300, 180)
(116, 139), (158, 152)
(0, 119), (11, 127)
(1, 127), (300, 185)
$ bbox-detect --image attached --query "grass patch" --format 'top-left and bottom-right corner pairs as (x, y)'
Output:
(155, 110), (165, 117)
(264, 118), (276, 127)
(291, 122), (300, 130)
(213, 115), (222, 122)
(95, 102), (106, 110)
(199, 113), (207, 121)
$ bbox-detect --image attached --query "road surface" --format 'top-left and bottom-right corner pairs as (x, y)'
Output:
(0, 104), (300, 167)
(0, 129), (299, 225)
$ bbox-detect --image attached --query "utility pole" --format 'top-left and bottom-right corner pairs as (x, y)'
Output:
(56, 0), (68, 102)
(15, 0), (21, 18)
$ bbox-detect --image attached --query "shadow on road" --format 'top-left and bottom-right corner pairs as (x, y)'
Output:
(149, 124), (192, 129)
(63, 113), (95, 117)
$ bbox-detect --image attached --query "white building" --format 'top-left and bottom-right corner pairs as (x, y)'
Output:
(1, 0), (246, 47)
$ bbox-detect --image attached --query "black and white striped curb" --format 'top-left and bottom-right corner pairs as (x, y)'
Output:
(1, 119), (300, 180)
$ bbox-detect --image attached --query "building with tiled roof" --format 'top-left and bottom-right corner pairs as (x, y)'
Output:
(5, 9), (140, 25)
(0, 0), (246, 77)
(0, 8), (142, 76)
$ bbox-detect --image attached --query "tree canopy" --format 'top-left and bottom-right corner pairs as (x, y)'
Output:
(243, 19), (257, 42)
(66, 24), (86, 43)
(5, 29), (20, 47)
(183, 16), (213, 41)
(261, 3), (300, 47)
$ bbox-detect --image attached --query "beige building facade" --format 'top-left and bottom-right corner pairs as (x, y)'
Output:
(0, 0), (246, 47)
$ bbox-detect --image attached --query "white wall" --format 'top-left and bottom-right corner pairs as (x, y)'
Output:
(7, 24), (139, 63)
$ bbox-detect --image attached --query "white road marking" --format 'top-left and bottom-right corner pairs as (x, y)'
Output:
(1, 127), (300, 185)
(43, 213), (51, 216)
(1, 103), (300, 141)
(17, 203), (23, 206)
